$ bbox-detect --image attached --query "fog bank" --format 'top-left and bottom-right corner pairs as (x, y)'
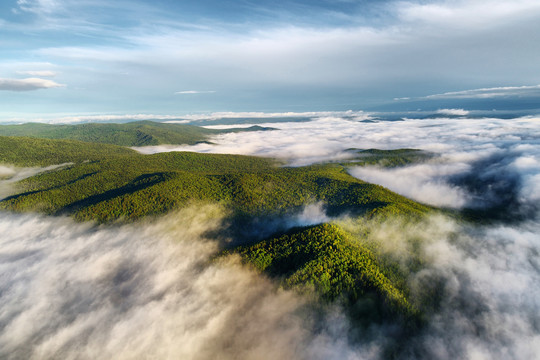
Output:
(0, 207), (374, 360)
(411, 217), (540, 360)
(338, 213), (540, 359)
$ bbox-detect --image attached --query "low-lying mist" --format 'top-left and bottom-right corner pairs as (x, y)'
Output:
(0, 163), (72, 200)
(339, 214), (540, 359)
(2, 206), (539, 359)
(1, 205), (385, 360)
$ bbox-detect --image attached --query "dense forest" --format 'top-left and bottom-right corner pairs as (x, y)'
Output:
(0, 121), (273, 146)
(0, 132), (435, 323)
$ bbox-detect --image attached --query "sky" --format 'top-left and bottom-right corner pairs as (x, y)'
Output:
(1, 0), (540, 120)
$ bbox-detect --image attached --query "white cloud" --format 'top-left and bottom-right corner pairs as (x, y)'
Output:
(16, 0), (62, 15)
(0, 166), (16, 179)
(0, 111), (368, 124)
(290, 203), (331, 227)
(131, 116), (482, 163)
(398, 0), (540, 28)
(425, 84), (540, 99)
(134, 117), (360, 166)
(436, 108), (469, 116)
(0, 209), (367, 360)
(0, 77), (64, 91)
(349, 163), (470, 208)
(351, 214), (540, 359)
(16, 70), (57, 77)
(174, 90), (216, 94)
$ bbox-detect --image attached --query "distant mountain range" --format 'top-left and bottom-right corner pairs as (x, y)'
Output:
(0, 120), (274, 147)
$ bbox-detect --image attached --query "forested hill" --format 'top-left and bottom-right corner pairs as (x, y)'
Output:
(0, 135), (434, 323)
(0, 120), (273, 146)
(0, 135), (428, 222)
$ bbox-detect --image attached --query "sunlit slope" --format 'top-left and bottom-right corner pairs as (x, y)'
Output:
(343, 148), (434, 167)
(231, 223), (416, 318)
(0, 120), (272, 146)
(0, 136), (429, 222)
(0, 136), (136, 166)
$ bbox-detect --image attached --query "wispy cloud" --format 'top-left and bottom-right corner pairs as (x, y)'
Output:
(0, 77), (64, 91)
(16, 70), (57, 77)
(425, 85), (540, 99)
(398, 0), (540, 29)
(6, 114), (185, 124)
(15, 0), (62, 15)
(3, 110), (366, 124)
(175, 90), (216, 94)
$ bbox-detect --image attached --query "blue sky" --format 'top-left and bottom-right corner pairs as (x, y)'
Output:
(1, 0), (540, 120)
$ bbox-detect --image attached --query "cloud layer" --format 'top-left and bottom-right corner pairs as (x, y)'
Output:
(425, 85), (540, 99)
(0, 208), (368, 360)
(174, 90), (216, 95)
(2, 0), (540, 115)
(343, 214), (540, 359)
(0, 78), (64, 91)
(436, 108), (469, 116)
(1, 208), (539, 359)
(16, 70), (57, 77)
(349, 163), (470, 208)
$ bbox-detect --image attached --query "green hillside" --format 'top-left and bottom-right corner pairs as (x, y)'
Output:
(0, 136), (428, 222)
(342, 148), (435, 167)
(0, 121), (273, 146)
(0, 136), (136, 166)
(230, 223), (416, 320)
(0, 135), (432, 319)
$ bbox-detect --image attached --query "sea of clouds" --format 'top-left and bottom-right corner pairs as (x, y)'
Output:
(134, 113), (540, 358)
(135, 115), (540, 213)
(2, 114), (540, 359)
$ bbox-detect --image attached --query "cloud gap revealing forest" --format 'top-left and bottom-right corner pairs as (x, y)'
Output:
(1, 114), (539, 360)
